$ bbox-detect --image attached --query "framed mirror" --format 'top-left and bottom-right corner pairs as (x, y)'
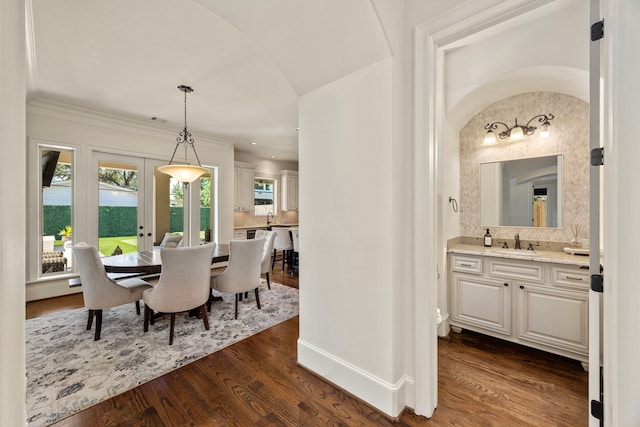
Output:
(480, 155), (562, 228)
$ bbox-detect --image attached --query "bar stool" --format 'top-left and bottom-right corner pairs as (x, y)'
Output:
(271, 227), (293, 272)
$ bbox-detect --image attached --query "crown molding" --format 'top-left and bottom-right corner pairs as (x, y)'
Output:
(27, 98), (235, 152)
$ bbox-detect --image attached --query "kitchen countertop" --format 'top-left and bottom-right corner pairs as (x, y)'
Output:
(234, 224), (298, 230)
(448, 243), (595, 267)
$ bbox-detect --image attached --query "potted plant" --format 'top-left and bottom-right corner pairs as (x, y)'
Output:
(59, 225), (72, 244)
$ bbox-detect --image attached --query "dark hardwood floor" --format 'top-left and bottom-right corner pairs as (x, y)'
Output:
(27, 266), (588, 426)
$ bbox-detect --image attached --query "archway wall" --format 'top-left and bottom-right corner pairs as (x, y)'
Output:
(445, 0), (589, 127)
(441, 0), (591, 249)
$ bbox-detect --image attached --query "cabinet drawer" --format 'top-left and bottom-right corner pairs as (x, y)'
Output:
(488, 259), (544, 283)
(551, 266), (590, 291)
(451, 255), (483, 274)
(233, 230), (247, 240)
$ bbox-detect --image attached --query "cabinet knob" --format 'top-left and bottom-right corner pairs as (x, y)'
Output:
(519, 285), (524, 289)
(504, 283), (509, 287)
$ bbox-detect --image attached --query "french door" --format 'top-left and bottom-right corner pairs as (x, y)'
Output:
(91, 151), (215, 255)
(92, 152), (153, 253)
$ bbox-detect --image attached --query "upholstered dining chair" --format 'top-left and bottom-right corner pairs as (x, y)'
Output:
(271, 227), (293, 272)
(255, 230), (277, 289)
(143, 242), (216, 345)
(72, 242), (153, 341)
(209, 238), (264, 319)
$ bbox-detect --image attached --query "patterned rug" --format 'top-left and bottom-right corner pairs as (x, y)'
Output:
(25, 281), (298, 426)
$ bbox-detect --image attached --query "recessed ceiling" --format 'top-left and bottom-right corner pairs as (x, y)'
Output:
(27, 0), (391, 162)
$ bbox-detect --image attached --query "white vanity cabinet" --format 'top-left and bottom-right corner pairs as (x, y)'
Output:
(448, 252), (589, 364)
(234, 167), (254, 211)
(450, 255), (512, 336)
(516, 265), (589, 356)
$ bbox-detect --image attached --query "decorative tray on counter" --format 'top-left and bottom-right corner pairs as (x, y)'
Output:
(563, 247), (589, 256)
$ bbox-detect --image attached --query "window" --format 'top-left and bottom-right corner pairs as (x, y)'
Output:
(254, 178), (275, 216)
(40, 146), (74, 277)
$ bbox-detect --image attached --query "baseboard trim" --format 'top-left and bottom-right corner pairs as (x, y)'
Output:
(26, 277), (81, 301)
(297, 338), (414, 417)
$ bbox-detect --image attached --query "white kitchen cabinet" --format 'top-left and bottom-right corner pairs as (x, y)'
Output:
(280, 170), (298, 211)
(234, 167), (254, 211)
(233, 229), (247, 240)
(448, 253), (589, 364)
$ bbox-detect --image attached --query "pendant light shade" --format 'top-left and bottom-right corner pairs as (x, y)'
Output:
(158, 85), (208, 184)
(157, 163), (209, 183)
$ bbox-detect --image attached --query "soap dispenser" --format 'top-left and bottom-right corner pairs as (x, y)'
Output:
(484, 229), (492, 247)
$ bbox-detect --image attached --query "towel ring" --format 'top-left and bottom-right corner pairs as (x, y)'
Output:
(449, 196), (458, 213)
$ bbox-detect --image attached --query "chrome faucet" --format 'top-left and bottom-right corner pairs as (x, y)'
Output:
(266, 212), (274, 226)
(514, 233), (521, 250)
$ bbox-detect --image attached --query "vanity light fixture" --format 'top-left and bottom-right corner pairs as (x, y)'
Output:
(482, 114), (554, 146)
(157, 85), (209, 184)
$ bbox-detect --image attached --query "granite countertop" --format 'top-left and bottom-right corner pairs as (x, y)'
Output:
(234, 224), (298, 230)
(448, 243), (594, 267)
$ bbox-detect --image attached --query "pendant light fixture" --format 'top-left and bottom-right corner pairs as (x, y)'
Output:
(482, 114), (554, 146)
(157, 85), (209, 184)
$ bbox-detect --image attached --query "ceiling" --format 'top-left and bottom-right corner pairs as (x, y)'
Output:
(26, 0), (391, 162)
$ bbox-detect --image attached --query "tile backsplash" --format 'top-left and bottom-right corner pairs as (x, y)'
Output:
(234, 210), (298, 228)
(459, 92), (589, 244)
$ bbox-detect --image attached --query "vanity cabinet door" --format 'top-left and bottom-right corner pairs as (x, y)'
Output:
(450, 272), (511, 336)
(517, 283), (588, 355)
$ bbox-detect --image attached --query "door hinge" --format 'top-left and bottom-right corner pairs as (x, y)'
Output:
(591, 147), (604, 166)
(591, 19), (604, 41)
(591, 274), (603, 293)
(591, 399), (603, 421)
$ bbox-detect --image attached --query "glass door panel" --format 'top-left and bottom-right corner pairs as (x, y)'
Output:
(200, 171), (213, 243)
(94, 153), (147, 254)
(148, 159), (183, 246)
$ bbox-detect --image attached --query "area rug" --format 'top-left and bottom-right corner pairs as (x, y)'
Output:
(25, 280), (298, 426)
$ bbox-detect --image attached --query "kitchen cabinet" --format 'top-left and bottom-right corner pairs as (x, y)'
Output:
(233, 229), (247, 240)
(280, 170), (298, 211)
(448, 253), (589, 366)
(234, 167), (254, 211)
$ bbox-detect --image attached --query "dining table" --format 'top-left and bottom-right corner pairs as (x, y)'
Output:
(102, 244), (229, 275)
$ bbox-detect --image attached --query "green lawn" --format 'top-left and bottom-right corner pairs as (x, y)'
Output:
(98, 236), (138, 256)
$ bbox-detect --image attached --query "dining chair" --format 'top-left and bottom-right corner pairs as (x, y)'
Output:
(209, 238), (264, 319)
(143, 242), (216, 345)
(255, 230), (277, 289)
(72, 242), (153, 341)
(271, 227), (293, 272)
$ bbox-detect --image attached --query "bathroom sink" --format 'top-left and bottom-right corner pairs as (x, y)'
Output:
(493, 249), (542, 257)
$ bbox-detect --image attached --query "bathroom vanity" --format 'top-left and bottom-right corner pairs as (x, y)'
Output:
(447, 244), (591, 369)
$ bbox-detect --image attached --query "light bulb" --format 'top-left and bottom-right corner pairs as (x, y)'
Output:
(482, 131), (498, 146)
(540, 123), (550, 138)
(509, 126), (524, 141)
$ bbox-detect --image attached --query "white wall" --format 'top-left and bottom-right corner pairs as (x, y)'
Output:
(605, 0), (640, 424)
(234, 151), (298, 177)
(445, 0), (589, 113)
(25, 100), (235, 300)
(298, 58), (401, 415)
(0, 0), (26, 423)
